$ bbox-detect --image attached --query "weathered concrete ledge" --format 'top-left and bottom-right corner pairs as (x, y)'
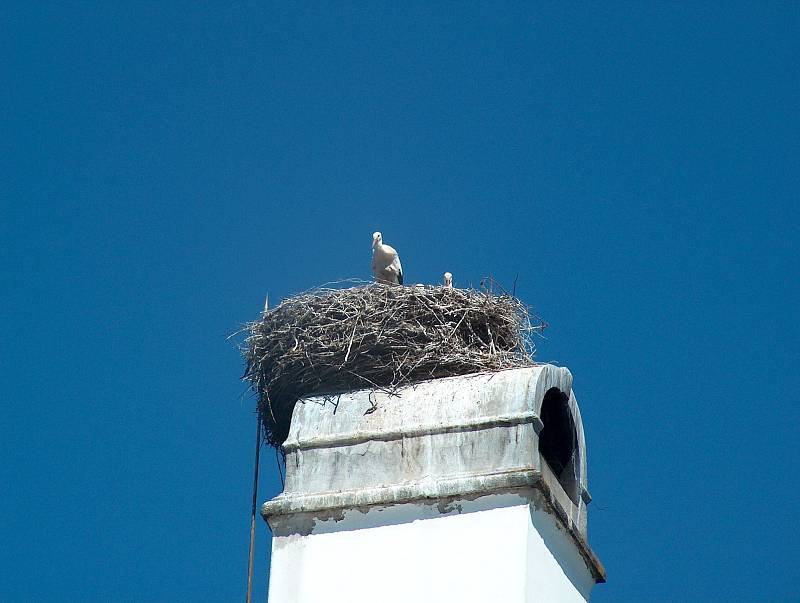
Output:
(282, 411), (544, 452)
(264, 467), (540, 517)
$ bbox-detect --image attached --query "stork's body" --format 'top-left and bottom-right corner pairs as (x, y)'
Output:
(371, 232), (403, 285)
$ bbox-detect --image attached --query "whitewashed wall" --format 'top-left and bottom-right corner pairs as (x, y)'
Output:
(268, 495), (593, 603)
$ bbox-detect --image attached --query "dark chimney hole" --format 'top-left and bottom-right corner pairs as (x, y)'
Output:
(539, 387), (579, 504)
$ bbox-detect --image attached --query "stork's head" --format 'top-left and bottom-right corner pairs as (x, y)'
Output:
(443, 272), (453, 287)
(372, 231), (382, 247)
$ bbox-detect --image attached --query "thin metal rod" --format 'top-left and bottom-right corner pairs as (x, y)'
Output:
(276, 447), (285, 489)
(246, 417), (262, 603)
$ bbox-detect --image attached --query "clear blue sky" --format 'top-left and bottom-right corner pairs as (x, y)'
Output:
(3, 3), (798, 601)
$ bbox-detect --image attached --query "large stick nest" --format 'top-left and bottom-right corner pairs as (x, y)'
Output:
(242, 281), (543, 448)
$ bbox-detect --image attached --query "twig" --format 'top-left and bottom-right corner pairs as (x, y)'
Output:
(341, 316), (360, 367)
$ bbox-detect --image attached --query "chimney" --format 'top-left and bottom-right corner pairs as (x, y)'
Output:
(262, 365), (605, 602)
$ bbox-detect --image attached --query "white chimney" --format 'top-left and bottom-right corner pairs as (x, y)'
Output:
(262, 365), (605, 602)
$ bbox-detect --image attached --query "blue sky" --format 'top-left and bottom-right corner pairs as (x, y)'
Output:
(3, 3), (798, 601)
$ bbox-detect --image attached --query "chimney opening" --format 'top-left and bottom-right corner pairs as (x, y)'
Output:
(539, 387), (580, 505)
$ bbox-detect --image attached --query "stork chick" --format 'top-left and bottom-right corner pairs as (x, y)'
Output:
(443, 272), (453, 288)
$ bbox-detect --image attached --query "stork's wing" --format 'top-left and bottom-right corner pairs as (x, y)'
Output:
(382, 244), (403, 285)
(393, 256), (403, 285)
(372, 243), (403, 284)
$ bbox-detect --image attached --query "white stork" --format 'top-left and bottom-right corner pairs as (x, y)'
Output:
(443, 272), (453, 288)
(371, 231), (403, 285)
